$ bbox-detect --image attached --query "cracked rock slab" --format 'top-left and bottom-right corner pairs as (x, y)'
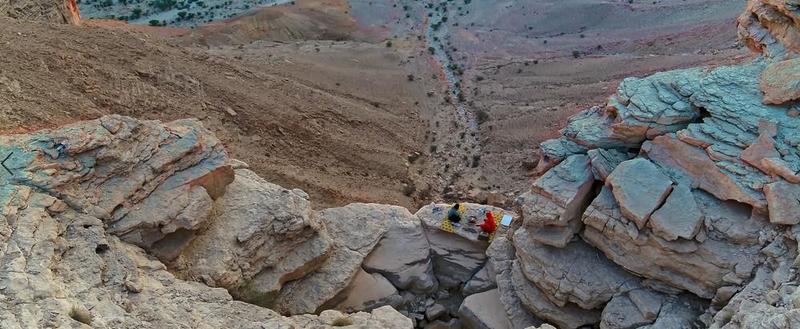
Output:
(606, 158), (674, 229)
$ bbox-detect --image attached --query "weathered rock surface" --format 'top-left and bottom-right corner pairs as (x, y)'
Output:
(739, 0), (800, 57)
(514, 227), (640, 310)
(363, 209), (438, 293)
(0, 0), (80, 24)
(606, 158), (673, 229)
(764, 180), (800, 225)
(489, 3), (800, 328)
(649, 183), (704, 241)
(416, 203), (509, 289)
(487, 236), (542, 329)
(173, 168), (333, 308)
(463, 264), (496, 296)
(0, 116), (420, 328)
(760, 58), (800, 104)
(332, 269), (402, 313)
(458, 289), (511, 329)
(273, 203), (408, 314)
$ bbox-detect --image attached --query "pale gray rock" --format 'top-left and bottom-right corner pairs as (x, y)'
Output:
(600, 294), (651, 329)
(458, 289), (512, 329)
(640, 295), (706, 329)
(531, 154), (596, 227)
(0, 183), (411, 329)
(363, 210), (437, 293)
(535, 138), (588, 174)
(425, 303), (447, 321)
(273, 245), (364, 315)
(273, 203), (412, 314)
(174, 169), (332, 308)
(514, 227), (640, 310)
(486, 237), (542, 329)
(511, 261), (600, 329)
(582, 187), (773, 299)
(463, 264), (496, 296)
(516, 192), (581, 248)
(628, 289), (664, 321)
(0, 115), (234, 256)
(606, 158), (674, 229)
(649, 184), (704, 241)
(332, 269), (401, 313)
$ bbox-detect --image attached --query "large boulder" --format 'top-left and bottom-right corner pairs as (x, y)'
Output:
(501, 3), (800, 328)
(511, 261), (600, 329)
(363, 210), (438, 293)
(272, 203), (412, 314)
(171, 168), (333, 308)
(518, 154), (596, 248)
(458, 289), (512, 329)
(416, 203), (510, 289)
(605, 158), (673, 229)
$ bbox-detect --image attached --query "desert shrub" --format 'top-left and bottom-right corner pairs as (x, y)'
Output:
(151, 0), (177, 10)
(476, 110), (489, 124)
(331, 317), (353, 327)
(69, 306), (92, 325)
(131, 7), (142, 19)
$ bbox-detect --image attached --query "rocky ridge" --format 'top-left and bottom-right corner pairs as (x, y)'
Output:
(2, 0), (800, 328)
(488, 0), (800, 328)
(0, 115), (517, 328)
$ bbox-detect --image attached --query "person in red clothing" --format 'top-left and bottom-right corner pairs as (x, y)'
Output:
(479, 211), (497, 233)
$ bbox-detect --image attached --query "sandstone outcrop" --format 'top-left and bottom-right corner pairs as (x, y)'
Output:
(486, 1), (800, 328)
(0, 115), (520, 328)
(0, 116), (412, 328)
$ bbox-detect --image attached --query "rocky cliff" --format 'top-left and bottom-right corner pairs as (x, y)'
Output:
(0, 116), (417, 328)
(0, 114), (518, 328)
(2, 1), (799, 329)
(489, 0), (800, 328)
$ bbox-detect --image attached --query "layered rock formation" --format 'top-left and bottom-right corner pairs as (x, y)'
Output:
(0, 116), (412, 328)
(0, 115), (517, 328)
(0, 0), (80, 24)
(486, 0), (800, 328)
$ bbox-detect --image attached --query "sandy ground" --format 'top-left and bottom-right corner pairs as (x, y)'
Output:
(0, 17), (442, 209)
(3, 0), (754, 210)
